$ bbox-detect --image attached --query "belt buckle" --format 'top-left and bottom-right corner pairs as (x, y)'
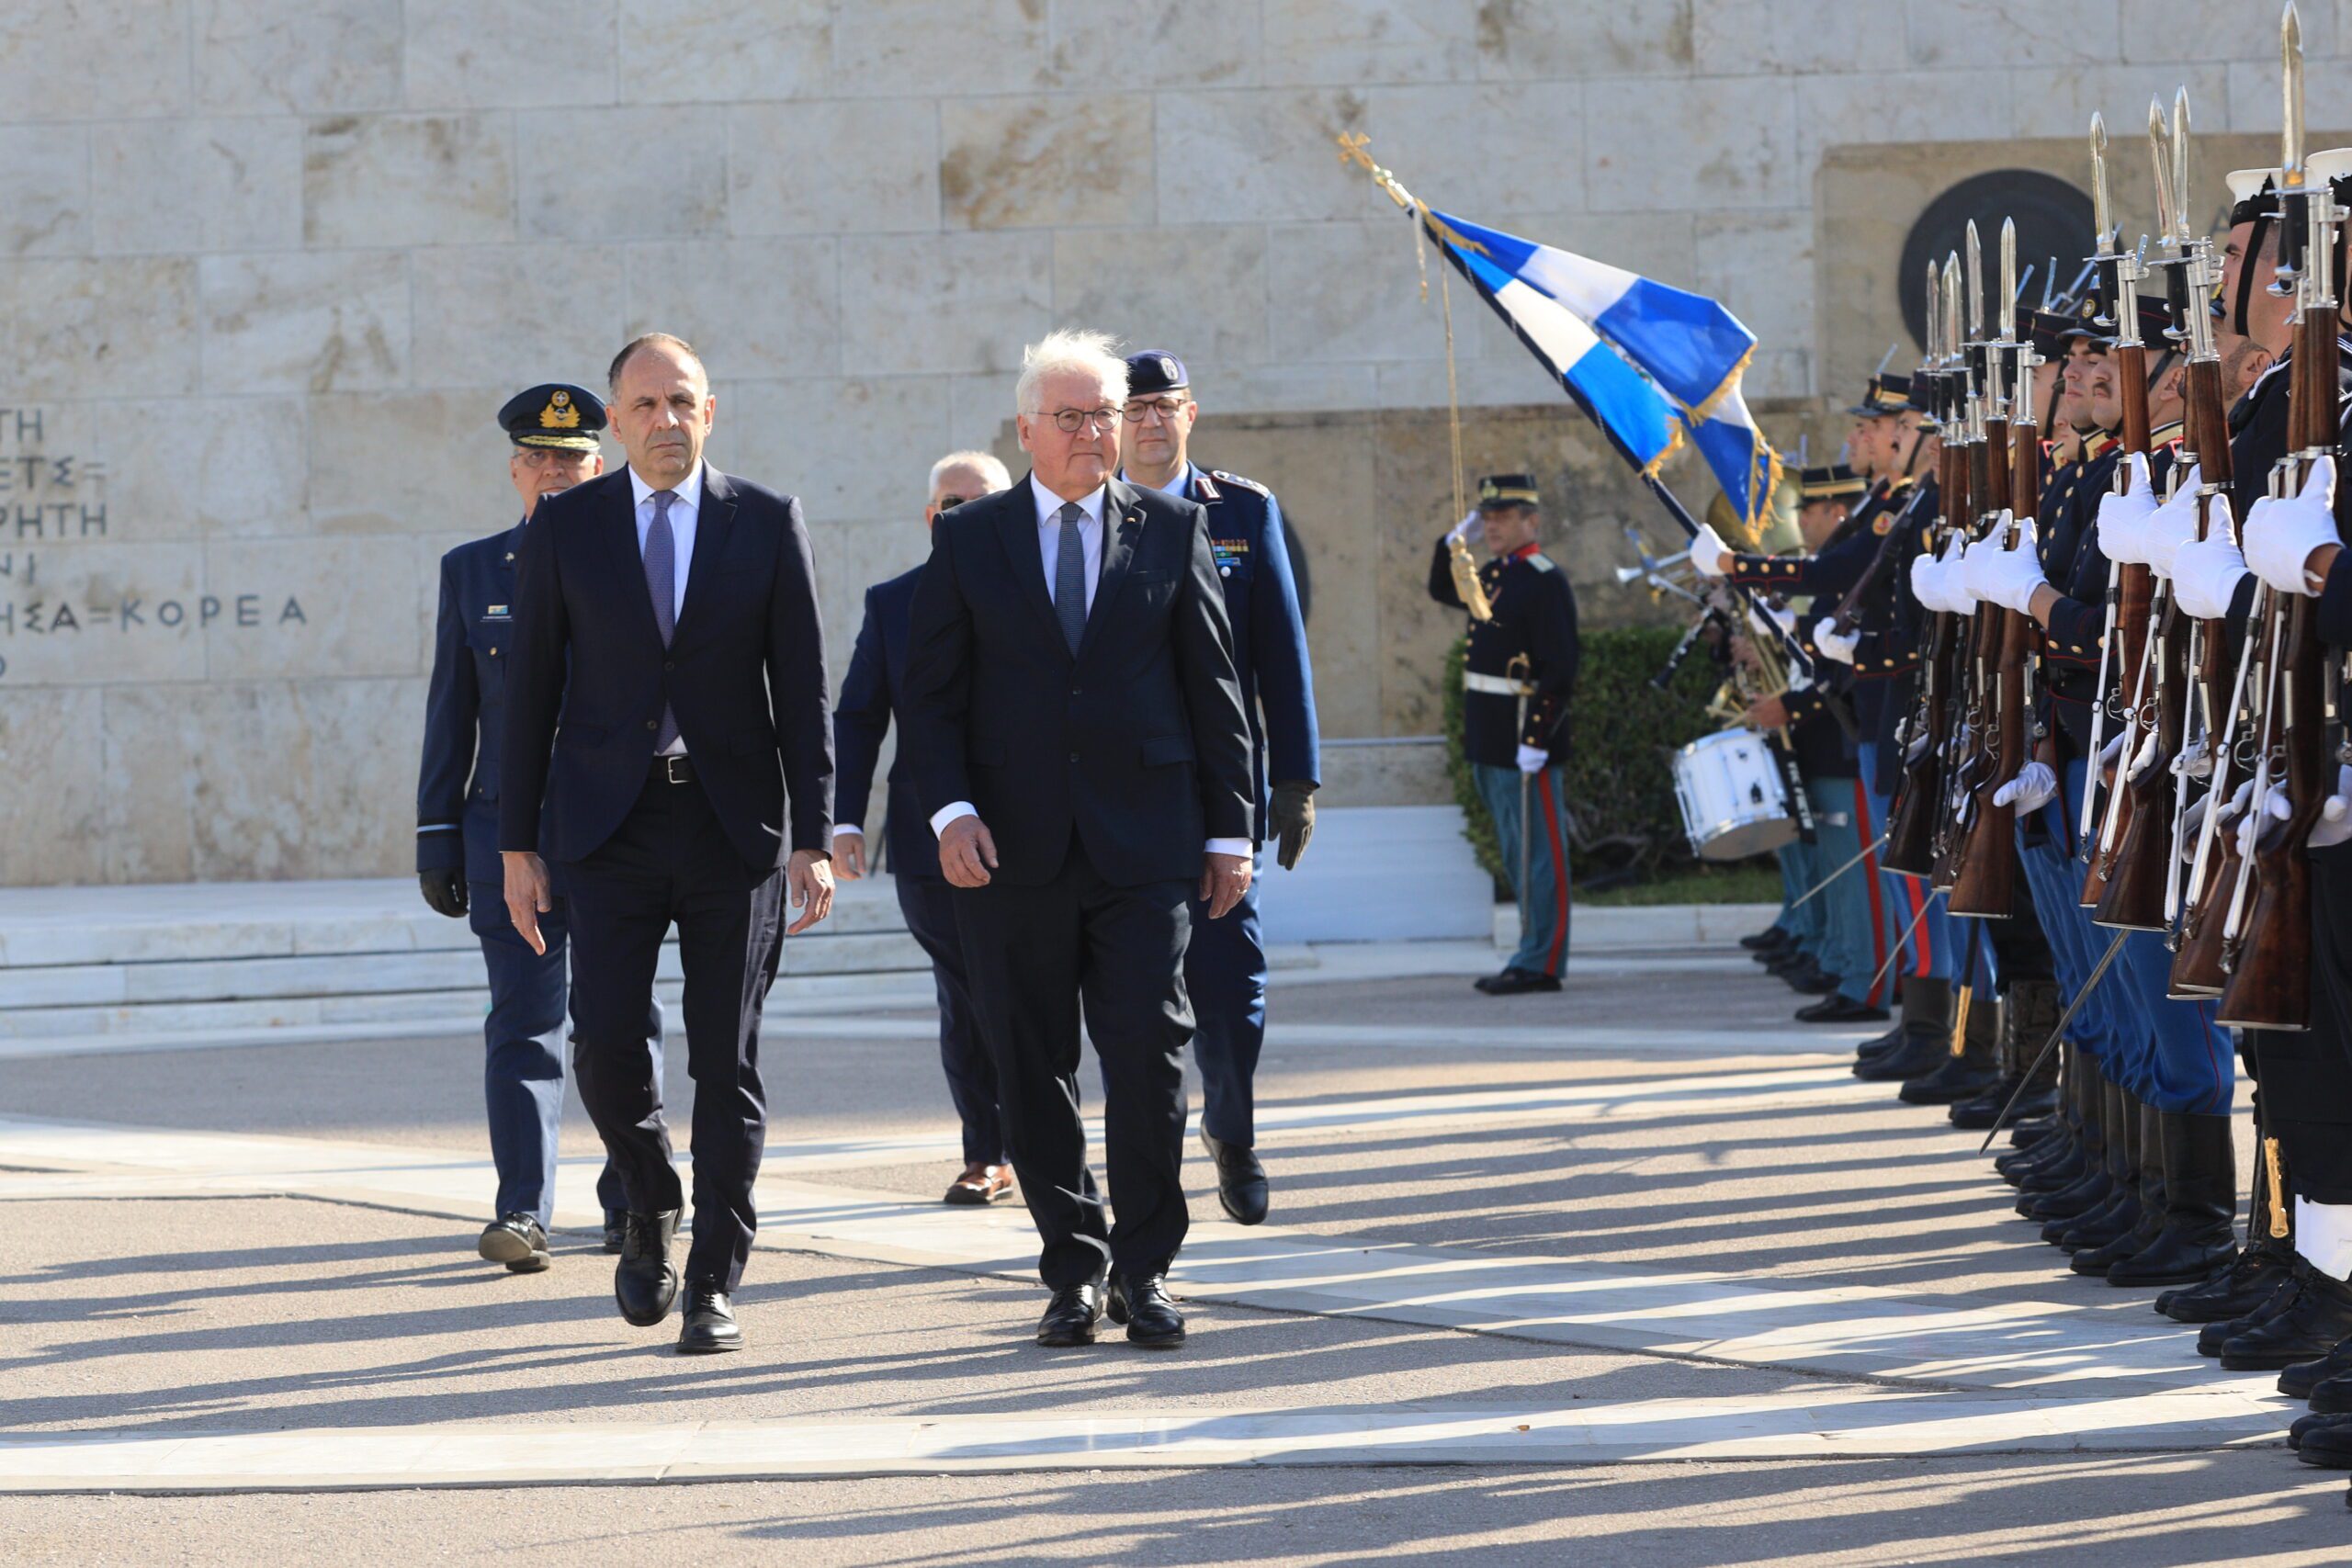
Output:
(662, 755), (689, 784)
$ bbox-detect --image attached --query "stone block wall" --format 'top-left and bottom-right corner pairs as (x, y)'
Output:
(0, 0), (2331, 884)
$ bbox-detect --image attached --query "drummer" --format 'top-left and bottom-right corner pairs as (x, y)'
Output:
(1737, 464), (1890, 1024)
(1429, 474), (1583, 996)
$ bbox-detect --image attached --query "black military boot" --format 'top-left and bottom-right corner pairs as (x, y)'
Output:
(2220, 1264), (2352, 1371)
(2280, 1336), (2352, 1402)
(2108, 1111), (2239, 1288)
(1855, 976), (1953, 1081)
(2029, 1080), (2122, 1229)
(2199, 1266), (2303, 1356)
(2053, 1085), (2144, 1255)
(2165, 1127), (2297, 1322)
(2005, 1050), (2094, 1189)
(1952, 979), (2061, 1130)
(2074, 1100), (2167, 1275)
(2021, 1062), (2114, 1219)
(1903, 983), (2002, 1105)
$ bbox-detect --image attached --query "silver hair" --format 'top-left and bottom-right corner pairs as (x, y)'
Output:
(1014, 328), (1128, 415)
(927, 448), (1012, 497)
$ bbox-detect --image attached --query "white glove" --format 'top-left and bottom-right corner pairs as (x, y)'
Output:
(2098, 729), (2126, 771)
(1937, 534), (1977, 613)
(1516, 743), (1550, 774)
(1815, 622), (1859, 664)
(1446, 509), (1479, 546)
(1965, 512), (2048, 615)
(1909, 547), (1948, 614)
(2243, 454), (2338, 595)
(2172, 734), (2211, 782)
(2145, 463), (2203, 579)
(2313, 765), (2352, 850)
(2237, 780), (2290, 858)
(1690, 522), (1731, 579)
(2171, 502), (2251, 619)
(2096, 453), (2160, 566)
(1994, 761), (2058, 815)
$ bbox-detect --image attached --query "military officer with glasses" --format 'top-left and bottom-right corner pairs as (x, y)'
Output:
(416, 383), (664, 1274)
(1115, 351), (1320, 1227)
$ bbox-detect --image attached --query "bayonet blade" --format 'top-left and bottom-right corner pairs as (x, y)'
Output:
(2090, 112), (2113, 244)
(2284, 2), (2306, 185)
(2173, 86), (2194, 244)
(1966, 219), (1984, 336)
(1942, 254), (1962, 365)
(1925, 260), (1941, 364)
(2149, 97), (2177, 244)
(1999, 218), (2018, 340)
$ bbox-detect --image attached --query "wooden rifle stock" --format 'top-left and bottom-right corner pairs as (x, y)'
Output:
(2080, 341), (2156, 908)
(2216, 303), (2335, 1030)
(1935, 432), (2000, 891)
(2168, 356), (2239, 995)
(1951, 416), (2031, 918)
(1885, 449), (1962, 875)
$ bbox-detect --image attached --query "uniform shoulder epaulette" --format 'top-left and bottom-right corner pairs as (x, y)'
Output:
(1525, 552), (1557, 572)
(1210, 468), (1270, 496)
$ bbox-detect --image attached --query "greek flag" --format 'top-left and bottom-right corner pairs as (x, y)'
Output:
(1429, 209), (1781, 531)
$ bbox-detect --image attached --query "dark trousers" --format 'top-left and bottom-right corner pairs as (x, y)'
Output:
(895, 871), (1002, 1166)
(466, 885), (651, 1225)
(1184, 855), (1266, 1146)
(957, 836), (1193, 1289)
(561, 771), (786, 1292)
(2252, 840), (2352, 1203)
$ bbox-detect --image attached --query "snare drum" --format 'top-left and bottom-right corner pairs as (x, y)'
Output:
(1672, 729), (1797, 862)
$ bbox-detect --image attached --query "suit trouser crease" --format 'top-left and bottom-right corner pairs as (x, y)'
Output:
(958, 840), (1193, 1290)
(896, 872), (1004, 1167)
(562, 774), (784, 1292)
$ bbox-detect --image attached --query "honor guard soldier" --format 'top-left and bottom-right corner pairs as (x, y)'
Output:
(1428, 474), (1581, 996)
(1117, 350), (1320, 1226)
(416, 383), (662, 1272)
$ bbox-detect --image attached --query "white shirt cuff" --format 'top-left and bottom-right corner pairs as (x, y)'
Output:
(831, 826), (863, 838)
(930, 802), (977, 838)
(1204, 837), (1251, 858)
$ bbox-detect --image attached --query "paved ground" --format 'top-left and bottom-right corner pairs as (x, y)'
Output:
(1, 952), (2346, 1564)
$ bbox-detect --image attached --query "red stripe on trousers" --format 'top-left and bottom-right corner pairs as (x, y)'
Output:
(1851, 777), (1889, 1006)
(1537, 771), (1570, 976)
(1901, 875), (1932, 977)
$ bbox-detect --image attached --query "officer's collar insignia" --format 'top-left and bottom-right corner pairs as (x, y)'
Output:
(1193, 469), (1221, 502)
(540, 389), (580, 429)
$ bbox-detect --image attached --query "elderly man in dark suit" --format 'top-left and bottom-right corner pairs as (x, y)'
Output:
(902, 328), (1255, 1350)
(833, 448), (1014, 1208)
(501, 333), (835, 1355)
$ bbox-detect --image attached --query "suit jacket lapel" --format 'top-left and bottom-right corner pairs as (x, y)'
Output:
(996, 474), (1064, 649)
(672, 465), (736, 647)
(602, 472), (666, 653)
(1076, 478), (1145, 662)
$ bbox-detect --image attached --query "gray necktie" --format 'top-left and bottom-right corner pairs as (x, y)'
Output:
(645, 490), (680, 750)
(1053, 501), (1088, 654)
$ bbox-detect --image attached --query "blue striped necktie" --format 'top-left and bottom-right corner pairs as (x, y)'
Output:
(645, 490), (680, 750)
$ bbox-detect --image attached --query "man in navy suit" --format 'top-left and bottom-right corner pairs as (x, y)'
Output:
(416, 383), (662, 1273)
(833, 448), (1014, 1207)
(501, 333), (835, 1355)
(1116, 352), (1319, 1227)
(902, 329), (1255, 1350)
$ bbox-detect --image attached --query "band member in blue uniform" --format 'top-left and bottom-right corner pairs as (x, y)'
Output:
(1116, 351), (1319, 1227)
(415, 383), (662, 1272)
(1429, 475), (1581, 997)
(834, 449), (1016, 1208)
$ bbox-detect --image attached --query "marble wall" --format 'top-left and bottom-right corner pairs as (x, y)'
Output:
(0, 0), (2331, 884)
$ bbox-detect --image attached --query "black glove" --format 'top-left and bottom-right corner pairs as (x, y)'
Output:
(418, 868), (469, 919)
(1271, 780), (1317, 871)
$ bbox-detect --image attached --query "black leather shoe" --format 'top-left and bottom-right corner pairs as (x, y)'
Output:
(1199, 1128), (1269, 1226)
(2310, 1371), (2352, 1415)
(676, 1280), (742, 1353)
(614, 1209), (681, 1327)
(2108, 1111), (2239, 1289)
(2292, 1409), (2352, 1447)
(1036, 1277), (1106, 1347)
(1899, 1055), (2000, 1106)
(1795, 994), (1888, 1024)
(1781, 962), (1840, 996)
(478, 1213), (550, 1274)
(1476, 966), (1561, 995)
(2281, 1337), (2352, 1401)
(1853, 1030), (1949, 1082)
(603, 1210), (627, 1255)
(1739, 928), (1794, 953)
(2221, 1267), (2352, 1371)
(2199, 1268), (2302, 1356)
(2299, 1416), (2352, 1468)
(1109, 1273), (1186, 1348)
(2163, 1243), (2296, 1324)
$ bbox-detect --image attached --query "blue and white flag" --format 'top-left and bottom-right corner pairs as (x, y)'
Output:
(1428, 209), (1781, 531)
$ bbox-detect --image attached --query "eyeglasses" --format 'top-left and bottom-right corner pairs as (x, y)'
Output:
(1037, 407), (1119, 434)
(1122, 398), (1190, 423)
(934, 494), (970, 510)
(517, 448), (595, 469)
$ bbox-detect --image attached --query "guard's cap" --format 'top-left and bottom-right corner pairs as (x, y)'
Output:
(2226, 167), (2280, 226)
(2057, 290), (2107, 344)
(1476, 473), (1541, 510)
(1797, 464), (1866, 502)
(1846, 372), (1915, 417)
(499, 383), (605, 452)
(1124, 351), (1189, 398)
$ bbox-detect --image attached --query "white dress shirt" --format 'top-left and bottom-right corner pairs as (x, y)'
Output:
(930, 475), (1250, 861)
(629, 459), (703, 756)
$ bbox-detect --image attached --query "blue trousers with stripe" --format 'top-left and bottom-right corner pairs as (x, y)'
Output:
(1476, 762), (1572, 977)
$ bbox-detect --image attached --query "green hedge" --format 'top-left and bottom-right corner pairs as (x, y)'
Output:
(1443, 624), (1724, 888)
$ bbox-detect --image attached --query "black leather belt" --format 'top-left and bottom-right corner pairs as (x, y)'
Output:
(651, 754), (695, 784)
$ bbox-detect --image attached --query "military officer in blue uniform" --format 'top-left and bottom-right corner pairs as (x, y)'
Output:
(833, 448), (1016, 1209)
(416, 383), (662, 1272)
(1117, 350), (1320, 1227)
(1428, 474), (1582, 998)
